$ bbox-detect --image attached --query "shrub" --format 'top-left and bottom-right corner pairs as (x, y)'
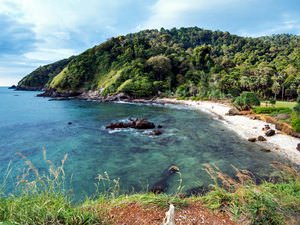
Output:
(294, 97), (300, 114)
(234, 92), (260, 110)
(291, 117), (300, 132)
(253, 107), (292, 115)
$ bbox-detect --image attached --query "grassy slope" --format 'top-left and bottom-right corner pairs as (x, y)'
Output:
(1, 164), (299, 225)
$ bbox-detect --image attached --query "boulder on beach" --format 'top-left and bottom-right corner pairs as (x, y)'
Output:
(248, 137), (257, 142)
(226, 108), (240, 116)
(260, 148), (271, 152)
(265, 129), (275, 137)
(257, 136), (267, 141)
(262, 124), (271, 131)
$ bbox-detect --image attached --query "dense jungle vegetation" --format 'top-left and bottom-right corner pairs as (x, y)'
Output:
(18, 27), (300, 100)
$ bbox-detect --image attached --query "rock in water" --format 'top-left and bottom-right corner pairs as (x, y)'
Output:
(168, 165), (180, 174)
(297, 143), (300, 151)
(265, 129), (275, 137)
(149, 129), (162, 136)
(150, 165), (180, 194)
(134, 119), (155, 129)
(257, 136), (267, 141)
(248, 137), (257, 142)
(106, 118), (155, 130)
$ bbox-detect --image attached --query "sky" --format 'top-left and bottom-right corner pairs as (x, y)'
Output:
(0, 0), (300, 86)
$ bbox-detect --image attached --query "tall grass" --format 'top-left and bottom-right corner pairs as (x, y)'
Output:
(202, 163), (300, 225)
(0, 150), (299, 225)
(0, 150), (100, 225)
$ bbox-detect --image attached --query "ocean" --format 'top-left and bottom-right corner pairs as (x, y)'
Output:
(0, 87), (283, 200)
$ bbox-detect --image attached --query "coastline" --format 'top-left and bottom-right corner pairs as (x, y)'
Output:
(31, 87), (300, 166)
(155, 98), (300, 166)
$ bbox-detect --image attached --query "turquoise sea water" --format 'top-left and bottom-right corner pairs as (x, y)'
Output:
(0, 87), (284, 200)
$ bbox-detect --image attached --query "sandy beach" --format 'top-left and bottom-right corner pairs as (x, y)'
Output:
(157, 98), (300, 166)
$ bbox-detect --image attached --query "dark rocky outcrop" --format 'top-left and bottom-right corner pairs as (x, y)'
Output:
(265, 129), (275, 137)
(37, 89), (81, 98)
(257, 136), (267, 141)
(104, 93), (131, 102)
(15, 86), (42, 91)
(150, 165), (180, 194)
(8, 85), (16, 89)
(262, 124), (271, 131)
(297, 143), (300, 151)
(106, 118), (155, 130)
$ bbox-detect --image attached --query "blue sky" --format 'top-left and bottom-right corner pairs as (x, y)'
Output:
(0, 0), (300, 86)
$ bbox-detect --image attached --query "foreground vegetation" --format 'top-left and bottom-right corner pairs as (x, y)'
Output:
(18, 27), (300, 101)
(1, 153), (300, 224)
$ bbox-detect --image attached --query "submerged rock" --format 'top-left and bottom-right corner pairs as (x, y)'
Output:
(150, 165), (180, 194)
(149, 129), (162, 136)
(265, 129), (275, 137)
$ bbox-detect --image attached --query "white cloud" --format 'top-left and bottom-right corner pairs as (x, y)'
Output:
(239, 14), (300, 37)
(0, 0), (133, 61)
(141, 0), (240, 29)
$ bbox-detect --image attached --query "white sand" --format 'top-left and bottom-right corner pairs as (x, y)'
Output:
(157, 98), (300, 165)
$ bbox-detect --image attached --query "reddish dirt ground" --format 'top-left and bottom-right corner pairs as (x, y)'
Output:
(109, 202), (237, 225)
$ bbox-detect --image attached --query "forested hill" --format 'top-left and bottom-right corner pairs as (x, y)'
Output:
(17, 27), (300, 99)
(17, 57), (74, 90)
